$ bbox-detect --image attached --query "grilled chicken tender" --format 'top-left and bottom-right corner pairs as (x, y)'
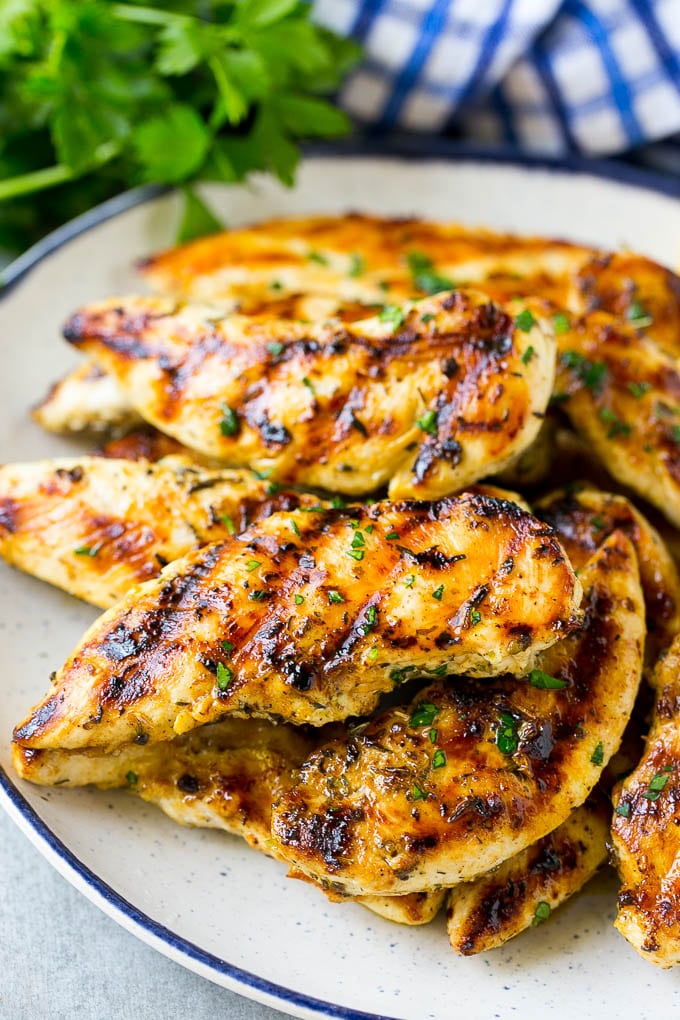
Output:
(13, 715), (444, 927)
(611, 635), (680, 967)
(555, 311), (680, 528)
(446, 799), (609, 955)
(33, 361), (144, 435)
(62, 290), (555, 499)
(270, 533), (644, 897)
(13, 717), (315, 851)
(12, 493), (581, 750)
(0, 455), (319, 608)
(536, 485), (680, 659)
(137, 213), (591, 305)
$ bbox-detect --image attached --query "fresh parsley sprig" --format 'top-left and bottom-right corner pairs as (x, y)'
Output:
(0, 0), (359, 253)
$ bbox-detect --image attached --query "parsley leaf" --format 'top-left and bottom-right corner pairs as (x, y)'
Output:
(528, 669), (567, 690)
(379, 305), (406, 330)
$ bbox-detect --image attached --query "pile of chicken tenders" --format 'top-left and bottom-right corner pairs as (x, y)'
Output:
(5, 213), (680, 965)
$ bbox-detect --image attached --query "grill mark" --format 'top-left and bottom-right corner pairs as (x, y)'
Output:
(272, 803), (363, 873)
(0, 497), (18, 535)
(13, 694), (60, 742)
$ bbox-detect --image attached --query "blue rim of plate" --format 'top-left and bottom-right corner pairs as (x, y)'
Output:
(1, 139), (678, 1020)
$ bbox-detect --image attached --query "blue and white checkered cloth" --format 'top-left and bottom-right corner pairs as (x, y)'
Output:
(314, 0), (680, 167)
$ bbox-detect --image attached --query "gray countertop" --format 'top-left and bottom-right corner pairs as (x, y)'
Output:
(0, 809), (291, 1020)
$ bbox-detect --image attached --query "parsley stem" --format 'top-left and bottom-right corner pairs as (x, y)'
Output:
(0, 142), (119, 202)
(0, 164), (72, 201)
(110, 3), (181, 25)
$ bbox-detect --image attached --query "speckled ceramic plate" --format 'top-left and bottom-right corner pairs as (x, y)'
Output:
(2, 146), (680, 1020)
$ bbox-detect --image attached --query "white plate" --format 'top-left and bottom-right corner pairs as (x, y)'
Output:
(2, 149), (680, 1020)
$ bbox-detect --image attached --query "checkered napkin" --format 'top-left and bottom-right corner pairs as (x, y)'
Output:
(314, 0), (680, 166)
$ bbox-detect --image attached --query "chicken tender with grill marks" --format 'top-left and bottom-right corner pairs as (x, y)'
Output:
(554, 311), (680, 528)
(14, 718), (316, 854)
(62, 290), (555, 500)
(270, 533), (644, 897)
(446, 798), (609, 955)
(0, 456), (318, 608)
(611, 635), (680, 967)
(33, 360), (144, 435)
(12, 716), (444, 926)
(12, 493), (581, 750)
(536, 485), (680, 659)
(137, 213), (592, 306)
(569, 252), (680, 359)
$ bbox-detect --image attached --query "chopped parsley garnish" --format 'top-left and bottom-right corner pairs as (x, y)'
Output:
(269, 279), (283, 291)
(390, 666), (415, 685)
(308, 250), (328, 265)
(515, 308), (537, 332)
(74, 544), (100, 557)
(347, 548), (365, 561)
(496, 712), (519, 755)
(432, 584), (445, 601)
(302, 376), (316, 394)
(361, 605), (378, 634)
(561, 350), (608, 392)
(219, 515), (236, 534)
(616, 801), (631, 818)
(521, 345), (535, 365)
(590, 741), (605, 766)
(432, 749), (446, 770)
(429, 728), (438, 744)
(267, 341), (285, 356)
(126, 770), (138, 786)
(470, 609), (482, 627)
(532, 901), (551, 926)
(300, 504), (325, 512)
(386, 530), (399, 540)
(248, 590), (267, 602)
(349, 253), (365, 278)
(410, 702), (439, 728)
(365, 524), (375, 533)
(294, 594), (305, 605)
(221, 640), (234, 654)
(416, 409), (438, 435)
(367, 646), (378, 662)
(379, 305), (406, 330)
(599, 407), (632, 439)
(404, 574), (416, 588)
(331, 496), (345, 509)
(219, 404), (239, 437)
(552, 312), (571, 335)
(290, 519), (300, 537)
(671, 425), (680, 444)
(351, 531), (365, 548)
(591, 515), (606, 530)
(644, 771), (672, 800)
(529, 669), (568, 690)
(246, 559), (261, 572)
(421, 313), (435, 323)
(628, 381), (651, 399)
(328, 590), (345, 604)
(412, 783), (427, 801)
(406, 250), (454, 294)
(267, 481), (281, 496)
(216, 662), (233, 691)
(252, 469), (273, 480)
(627, 299), (653, 329)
